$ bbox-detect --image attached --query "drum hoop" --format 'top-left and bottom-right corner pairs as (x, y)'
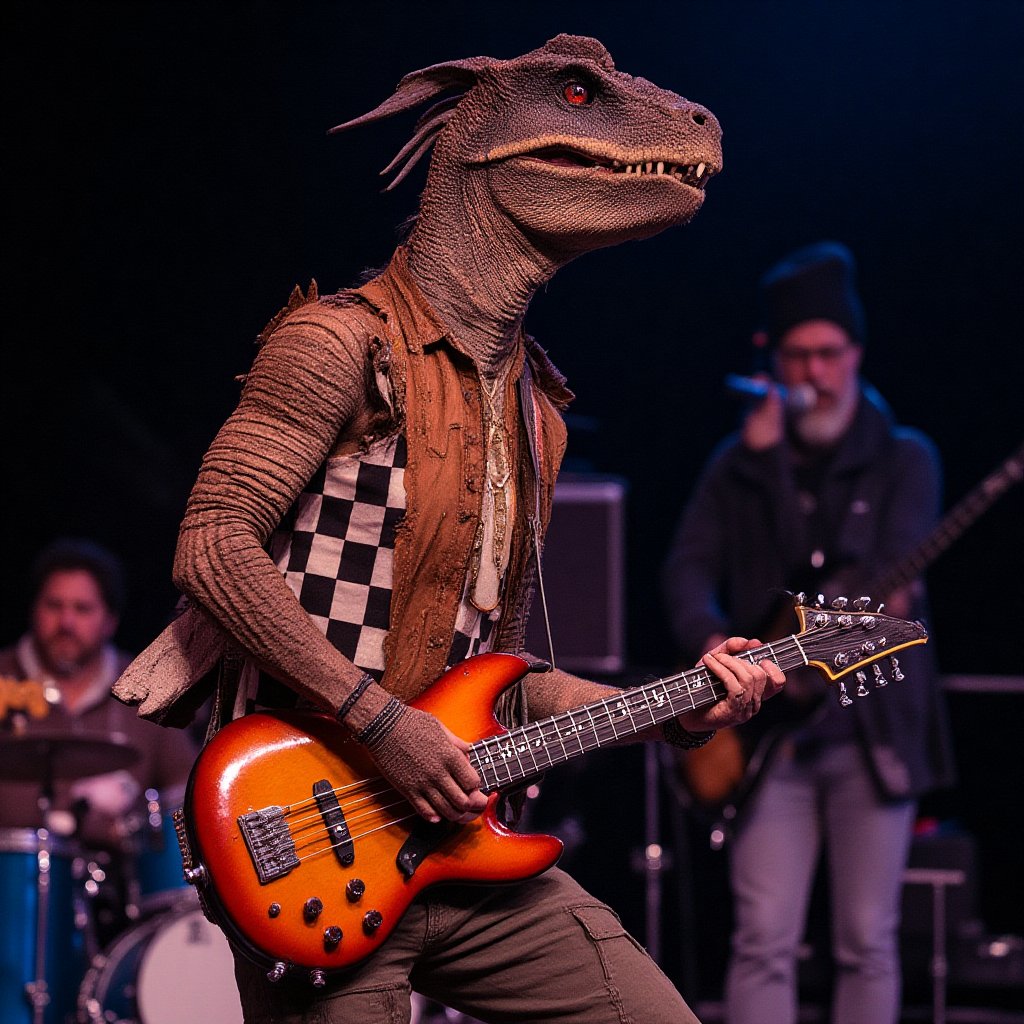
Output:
(0, 825), (81, 857)
(77, 896), (201, 1022)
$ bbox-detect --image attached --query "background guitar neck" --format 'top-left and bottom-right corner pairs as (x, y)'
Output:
(871, 440), (1024, 599)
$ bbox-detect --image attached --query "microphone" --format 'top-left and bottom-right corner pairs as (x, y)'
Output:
(724, 374), (816, 413)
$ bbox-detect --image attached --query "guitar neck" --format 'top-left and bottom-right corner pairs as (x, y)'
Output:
(872, 441), (1024, 598)
(468, 636), (810, 792)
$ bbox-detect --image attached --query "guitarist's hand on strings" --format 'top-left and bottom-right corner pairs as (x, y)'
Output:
(360, 703), (488, 826)
(676, 636), (785, 732)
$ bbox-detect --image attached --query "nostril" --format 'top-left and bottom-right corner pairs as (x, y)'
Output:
(691, 111), (707, 126)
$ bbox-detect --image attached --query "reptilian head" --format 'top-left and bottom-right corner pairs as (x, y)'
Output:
(331, 34), (723, 262)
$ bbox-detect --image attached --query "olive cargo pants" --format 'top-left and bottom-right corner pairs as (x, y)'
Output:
(233, 868), (699, 1023)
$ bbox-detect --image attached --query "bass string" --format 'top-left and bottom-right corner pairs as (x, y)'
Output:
(291, 796), (414, 856)
(285, 780), (396, 833)
(293, 810), (424, 866)
(262, 634), (816, 852)
(470, 636), (806, 775)
(289, 663), (740, 859)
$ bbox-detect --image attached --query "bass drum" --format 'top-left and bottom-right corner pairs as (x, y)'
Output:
(78, 894), (242, 1024)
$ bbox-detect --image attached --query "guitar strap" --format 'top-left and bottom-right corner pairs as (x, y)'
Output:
(203, 642), (246, 745)
(517, 361), (557, 670)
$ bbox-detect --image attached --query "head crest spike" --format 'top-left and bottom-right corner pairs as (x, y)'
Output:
(380, 96), (463, 176)
(328, 56), (494, 135)
(380, 104), (460, 189)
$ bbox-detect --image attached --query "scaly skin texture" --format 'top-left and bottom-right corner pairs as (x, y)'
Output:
(165, 35), (780, 824)
(348, 33), (723, 374)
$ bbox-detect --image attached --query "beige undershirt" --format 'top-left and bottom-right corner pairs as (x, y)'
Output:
(472, 362), (516, 612)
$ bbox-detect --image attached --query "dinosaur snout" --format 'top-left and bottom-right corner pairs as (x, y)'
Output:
(682, 102), (721, 138)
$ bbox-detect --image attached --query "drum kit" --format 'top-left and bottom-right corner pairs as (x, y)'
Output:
(0, 731), (243, 1024)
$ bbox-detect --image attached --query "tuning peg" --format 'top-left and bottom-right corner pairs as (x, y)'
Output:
(876, 602), (886, 614)
(872, 663), (888, 688)
(831, 596), (849, 610)
(837, 681), (853, 707)
(814, 594), (825, 608)
(855, 670), (869, 697)
(852, 596), (872, 611)
(794, 592), (807, 607)
(889, 656), (904, 682)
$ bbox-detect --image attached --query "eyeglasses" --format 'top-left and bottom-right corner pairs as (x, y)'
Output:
(776, 344), (855, 366)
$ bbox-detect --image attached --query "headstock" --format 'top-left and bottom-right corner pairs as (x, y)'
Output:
(790, 593), (928, 707)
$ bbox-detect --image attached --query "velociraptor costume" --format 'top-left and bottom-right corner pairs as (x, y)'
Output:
(115, 35), (754, 1022)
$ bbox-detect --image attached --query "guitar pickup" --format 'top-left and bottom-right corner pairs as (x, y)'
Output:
(313, 779), (355, 867)
(238, 805), (300, 885)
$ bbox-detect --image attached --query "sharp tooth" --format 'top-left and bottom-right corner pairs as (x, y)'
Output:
(656, 161), (664, 175)
(612, 159), (621, 168)
(696, 162), (706, 177)
(645, 162), (653, 173)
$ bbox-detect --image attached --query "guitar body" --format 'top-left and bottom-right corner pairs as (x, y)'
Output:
(180, 605), (928, 973)
(183, 653), (562, 975)
(676, 672), (823, 812)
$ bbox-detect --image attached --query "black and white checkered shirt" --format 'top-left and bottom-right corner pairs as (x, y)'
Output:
(266, 433), (497, 686)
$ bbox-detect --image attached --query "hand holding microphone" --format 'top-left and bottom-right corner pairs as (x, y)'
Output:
(724, 374), (817, 451)
(724, 374), (816, 413)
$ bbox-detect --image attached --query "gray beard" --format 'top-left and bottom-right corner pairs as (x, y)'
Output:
(792, 387), (859, 447)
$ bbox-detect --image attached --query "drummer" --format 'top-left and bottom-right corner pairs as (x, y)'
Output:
(0, 539), (197, 851)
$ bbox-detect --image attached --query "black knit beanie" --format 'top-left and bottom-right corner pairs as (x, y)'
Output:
(759, 241), (865, 347)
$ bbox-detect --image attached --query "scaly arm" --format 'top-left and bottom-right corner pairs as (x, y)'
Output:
(173, 306), (486, 825)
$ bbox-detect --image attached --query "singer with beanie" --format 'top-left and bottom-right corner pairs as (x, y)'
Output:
(662, 242), (955, 1024)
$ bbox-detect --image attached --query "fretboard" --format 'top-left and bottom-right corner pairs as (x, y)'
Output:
(468, 636), (810, 792)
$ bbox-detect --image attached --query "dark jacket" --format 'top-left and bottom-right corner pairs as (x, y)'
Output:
(662, 386), (955, 800)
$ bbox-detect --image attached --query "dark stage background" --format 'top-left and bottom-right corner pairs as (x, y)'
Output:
(5, 0), (1023, 1006)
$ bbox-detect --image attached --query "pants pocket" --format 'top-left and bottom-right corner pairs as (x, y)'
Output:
(569, 904), (652, 974)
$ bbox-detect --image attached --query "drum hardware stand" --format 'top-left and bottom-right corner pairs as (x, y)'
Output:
(654, 744), (703, 999)
(643, 743), (669, 963)
(26, 762), (56, 1024)
(629, 745), (675, 964)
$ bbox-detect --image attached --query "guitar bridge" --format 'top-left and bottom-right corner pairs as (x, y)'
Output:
(238, 805), (300, 884)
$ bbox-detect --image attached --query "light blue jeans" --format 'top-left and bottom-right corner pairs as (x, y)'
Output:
(724, 742), (915, 1024)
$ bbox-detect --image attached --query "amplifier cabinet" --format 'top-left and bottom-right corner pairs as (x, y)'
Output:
(524, 475), (627, 675)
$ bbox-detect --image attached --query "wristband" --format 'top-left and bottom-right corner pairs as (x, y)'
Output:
(335, 673), (375, 723)
(356, 696), (406, 750)
(663, 718), (716, 750)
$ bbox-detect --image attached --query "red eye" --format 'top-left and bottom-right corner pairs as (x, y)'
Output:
(563, 81), (590, 106)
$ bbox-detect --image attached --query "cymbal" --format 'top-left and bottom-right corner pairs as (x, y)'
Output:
(0, 731), (140, 781)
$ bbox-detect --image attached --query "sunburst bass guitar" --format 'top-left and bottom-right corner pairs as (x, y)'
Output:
(173, 600), (926, 985)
